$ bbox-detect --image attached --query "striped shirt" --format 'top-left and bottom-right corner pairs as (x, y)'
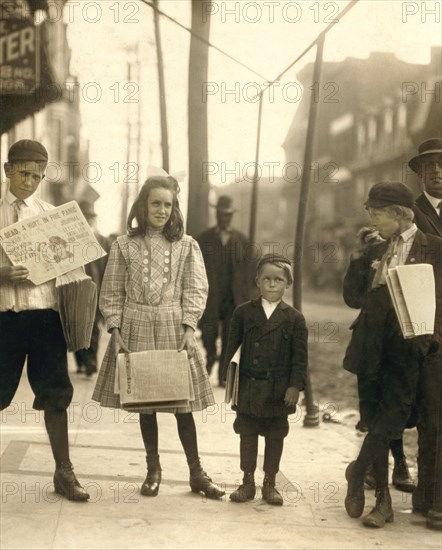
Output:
(0, 190), (58, 312)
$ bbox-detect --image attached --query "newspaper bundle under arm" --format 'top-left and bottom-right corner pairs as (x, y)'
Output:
(56, 268), (97, 352)
(0, 200), (106, 351)
(225, 346), (241, 406)
(387, 264), (436, 339)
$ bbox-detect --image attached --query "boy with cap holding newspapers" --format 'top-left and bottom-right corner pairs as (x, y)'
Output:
(222, 253), (308, 506)
(343, 181), (441, 528)
(0, 140), (89, 501)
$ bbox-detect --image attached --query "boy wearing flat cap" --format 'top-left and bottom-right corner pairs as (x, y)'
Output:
(343, 182), (441, 528)
(0, 140), (89, 501)
(222, 253), (308, 506)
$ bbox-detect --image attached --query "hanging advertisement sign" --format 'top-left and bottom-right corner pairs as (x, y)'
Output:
(0, 17), (40, 94)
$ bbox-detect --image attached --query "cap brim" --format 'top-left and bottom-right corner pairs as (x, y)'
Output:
(364, 198), (390, 209)
(8, 154), (48, 163)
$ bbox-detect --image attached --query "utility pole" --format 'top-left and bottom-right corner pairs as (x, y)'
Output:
(153, 0), (169, 173)
(120, 59), (132, 235)
(292, 35), (325, 427)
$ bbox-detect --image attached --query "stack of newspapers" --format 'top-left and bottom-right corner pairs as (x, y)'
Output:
(115, 350), (195, 410)
(387, 263), (436, 339)
(55, 269), (97, 352)
(225, 346), (241, 406)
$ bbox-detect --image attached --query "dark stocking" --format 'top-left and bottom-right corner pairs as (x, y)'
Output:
(175, 413), (199, 465)
(44, 409), (69, 465)
(139, 413), (159, 457)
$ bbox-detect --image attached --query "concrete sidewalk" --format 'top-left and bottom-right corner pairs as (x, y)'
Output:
(1, 353), (440, 550)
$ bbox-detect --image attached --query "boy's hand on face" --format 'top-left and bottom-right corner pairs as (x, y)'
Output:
(284, 386), (299, 407)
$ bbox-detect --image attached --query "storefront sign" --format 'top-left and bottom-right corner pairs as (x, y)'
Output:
(0, 18), (40, 94)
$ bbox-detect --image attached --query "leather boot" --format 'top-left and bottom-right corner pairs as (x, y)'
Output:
(392, 458), (416, 493)
(230, 472), (256, 503)
(54, 461), (90, 502)
(364, 464), (376, 490)
(362, 487), (394, 528)
(141, 455), (162, 497)
(426, 509), (442, 531)
(345, 461), (365, 518)
(262, 474), (283, 506)
(189, 460), (225, 499)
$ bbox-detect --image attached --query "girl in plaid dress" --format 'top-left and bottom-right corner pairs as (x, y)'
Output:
(92, 175), (224, 499)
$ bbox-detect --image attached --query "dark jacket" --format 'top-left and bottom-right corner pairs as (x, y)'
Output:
(223, 299), (308, 417)
(85, 232), (110, 293)
(196, 227), (253, 319)
(413, 194), (441, 237)
(343, 229), (442, 377)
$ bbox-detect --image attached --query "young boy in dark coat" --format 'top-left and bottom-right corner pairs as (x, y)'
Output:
(223, 253), (308, 505)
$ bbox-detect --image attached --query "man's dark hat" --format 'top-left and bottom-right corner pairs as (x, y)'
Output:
(211, 195), (236, 214)
(257, 253), (291, 271)
(78, 200), (97, 219)
(8, 140), (48, 163)
(409, 138), (442, 173)
(365, 182), (414, 209)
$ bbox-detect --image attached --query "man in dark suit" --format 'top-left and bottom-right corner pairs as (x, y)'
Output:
(410, 138), (442, 237)
(197, 196), (252, 387)
(409, 139), (442, 529)
(343, 182), (441, 528)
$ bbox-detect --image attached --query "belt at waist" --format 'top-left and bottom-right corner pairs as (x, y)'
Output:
(241, 369), (288, 381)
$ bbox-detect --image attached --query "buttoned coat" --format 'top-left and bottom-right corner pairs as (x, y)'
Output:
(343, 229), (441, 378)
(222, 299), (308, 417)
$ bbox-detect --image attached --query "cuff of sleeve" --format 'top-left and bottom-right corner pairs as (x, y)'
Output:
(290, 377), (305, 392)
(182, 314), (198, 331)
(106, 315), (121, 333)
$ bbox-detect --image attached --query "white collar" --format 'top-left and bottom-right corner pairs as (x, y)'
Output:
(424, 191), (441, 210)
(261, 297), (281, 308)
(5, 190), (34, 207)
(399, 223), (418, 243)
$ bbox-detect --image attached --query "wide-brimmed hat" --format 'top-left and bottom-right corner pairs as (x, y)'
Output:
(8, 140), (48, 163)
(364, 182), (414, 209)
(211, 195), (236, 214)
(409, 138), (442, 173)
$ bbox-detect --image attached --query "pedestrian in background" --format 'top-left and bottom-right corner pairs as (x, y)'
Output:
(92, 175), (225, 499)
(197, 195), (252, 387)
(343, 182), (441, 528)
(0, 140), (89, 501)
(408, 139), (442, 529)
(74, 200), (110, 376)
(223, 253), (308, 506)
